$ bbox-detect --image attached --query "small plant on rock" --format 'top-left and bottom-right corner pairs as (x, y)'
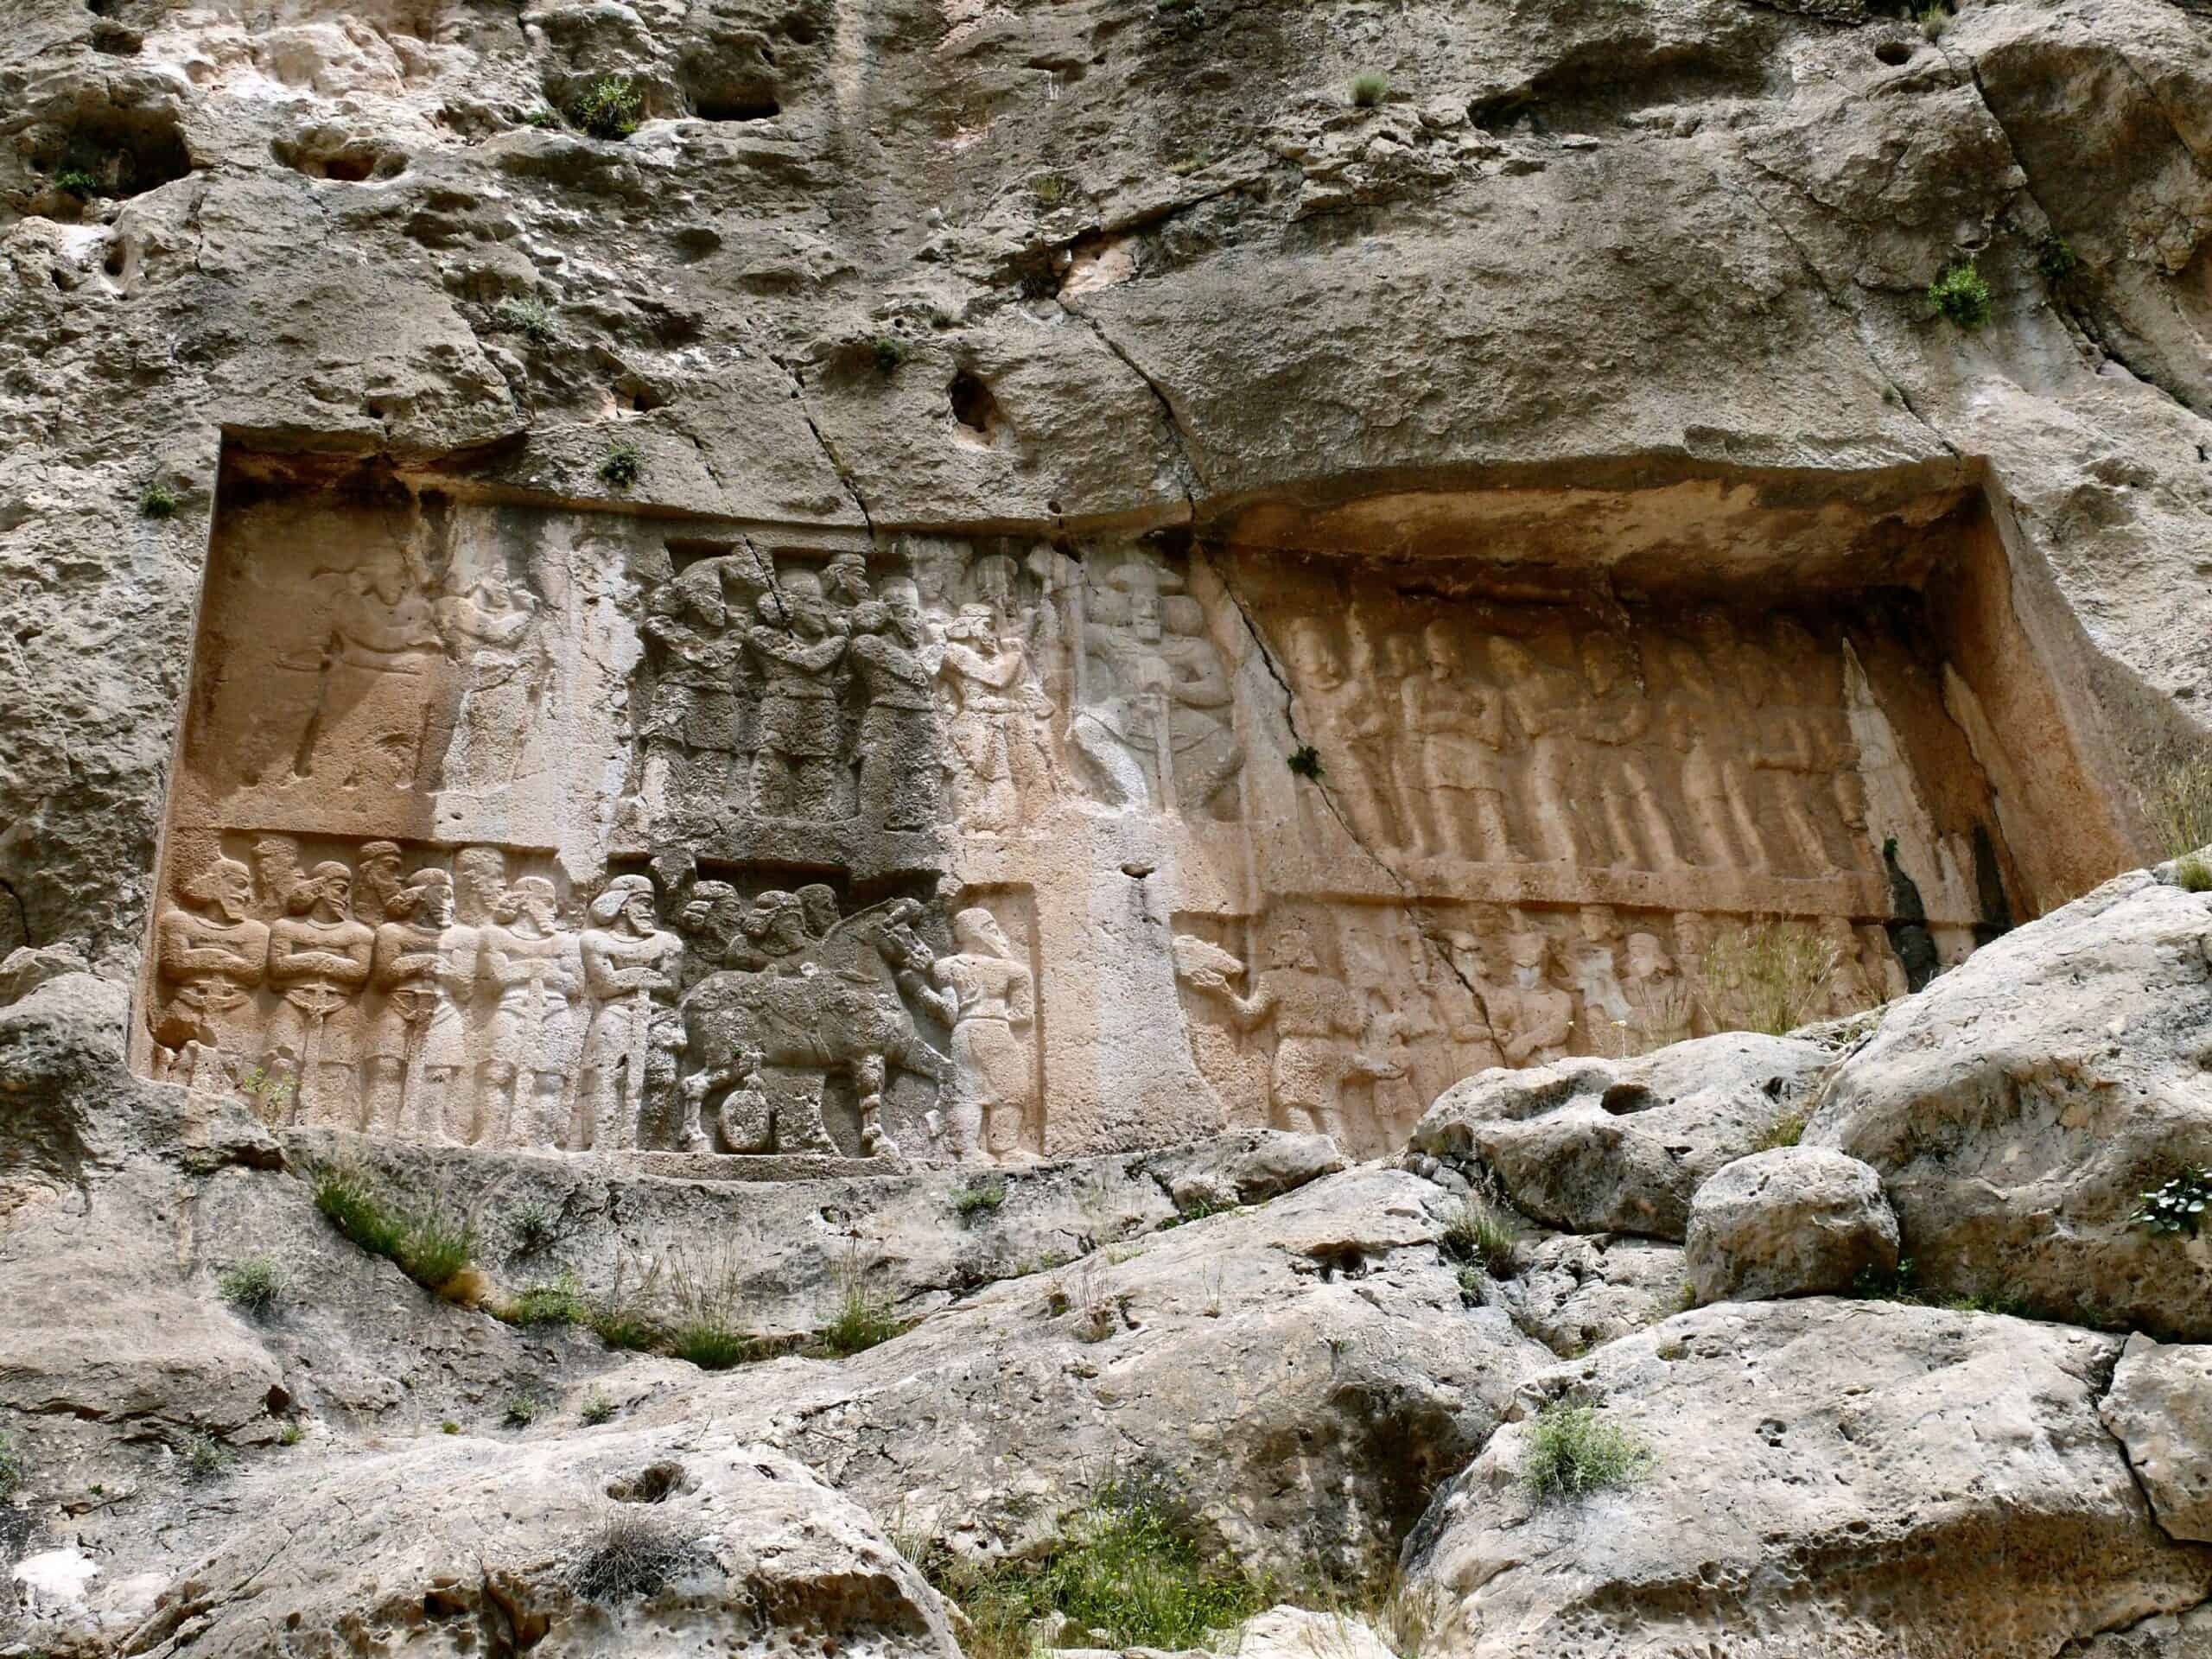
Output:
(1031, 172), (1068, 207)
(818, 1243), (904, 1356)
(503, 1391), (543, 1429)
(312, 1164), (477, 1295)
(570, 1509), (699, 1603)
(501, 1272), (587, 1328)
(2175, 852), (2212, 893)
(1351, 71), (1390, 108)
(1520, 1402), (1652, 1501)
(278, 1421), (306, 1446)
(2036, 233), (2081, 289)
(951, 1179), (1007, 1222)
(521, 106), (563, 129)
(1929, 260), (1992, 329)
(54, 168), (101, 198)
(508, 1199), (557, 1256)
(139, 481), (180, 519)
(178, 1429), (233, 1484)
(589, 1250), (668, 1352)
(870, 334), (907, 375)
(581, 1390), (619, 1427)
(569, 77), (643, 141)
(599, 441), (643, 490)
(669, 1248), (763, 1370)
(217, 1255), (288, 1318)
(2133, 1169), (2212, 1237)
(1440, 1193), (1518, 1280)
(1752, 1111), (1806, 1153)
(1287, 744), (1325, 781)
(493, 295), (559, 344)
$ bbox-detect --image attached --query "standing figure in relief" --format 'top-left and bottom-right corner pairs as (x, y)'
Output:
(264, 859), (374, 1127)
(1569, 905), (1634, 1055)
(1432, 931), (1506, 1079)
(479, 877), (583, 1148)
(150, 855), (270, 1086)
(1278, 615), (1398, 853)
(1159, 594), (1244, 817)
(1073, 560), (1243, 816)
(579, 875), (684, 1153)
(353, 840), (411, 925)
(1403, 620), (1516, 863)
(1182, 924), (1399, 1141)
(849, 577), (944, 833)
(1360, 986), (1430, 1149)
(924, 907), (1039, 1162)
(1488, 638), (1583, 865)
(749, 569), (852, 820)
(424, 573), (549, 791)
(1819, 915), (1882, 1018)
(294, 548), (443, 790)
(1577, 633), (1688, 871)
(1660, 639), (1770, 873)
(1620, 931), (1695, 1052)
(1671, 911), (1722, 1033)
(642, 568), (747, 809)
(938, 603), (1045, 832)
(365, 870), (479, 1144)
(1753, 620), (1847, 875)
(1490, 915), (1573, 1067)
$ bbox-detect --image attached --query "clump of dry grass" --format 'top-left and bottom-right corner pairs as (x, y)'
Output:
(1699, 917), (1839, 1036)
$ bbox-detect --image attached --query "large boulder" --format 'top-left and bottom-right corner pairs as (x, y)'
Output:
(1405, 1300), (2212, 1658)
(2101, 1334), (2212, 1544)
(1685, 1147), (1899, 1305)
(1412, 1035), (1831, 1241)
(1809, 873), (2212, 1336)
(120, 1433), (957, 1658)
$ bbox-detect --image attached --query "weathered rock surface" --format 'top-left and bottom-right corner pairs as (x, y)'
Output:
(1412, 1035), (1830, 1241)
(2103, 1334), (2212, 1545)
(1685, 1146), (1899, 1305)
(1810, 872), (2212, 1335)
(1406, 1300), (2212, 1658)
(1494, 1233), (1687, 1357)
(120, 1433), (958, 1659)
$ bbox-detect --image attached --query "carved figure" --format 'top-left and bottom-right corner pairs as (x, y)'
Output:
(1819, 915), (1881, 1018)
(1488, 638), (1584, 865)
(1183, 924), (1397, 1141)
(365, 870), (479, 1143)
(643, 565), (750, 809)
(579, 875), (684, 1153)
(423, 573), (549, 791)
(1360, 986), (1428, 1149)
(480, 877), (583, 1147)
(1488, 916), (1573, 1067)
(1665, 619), (1771, 873)
(921, 906), (1039, 1162)
(849, 577), (944, 832)
(1281, 615), (1400, 853)
(1671, 911), (1723, 1033)
(749, 569), (851, 820)
(677, 893), (949, 1159)
(353, 841), (411, 924)
(939, 602), (1050, 832)
(150, 855), (269, 1086)
(1073, 558), (1243, 816)
(1569, 905), (1633, 1055)
(1577, 633), (1688, 871)
(1621, 931), (1694, 1052)
(452, 846), (508, 929)
(292, 549), (442, 789)
(1433, 931), (1505, 1078)
(264, 858), (374, 1127)
(1403, 620), (1516, 863)
(1753, 620), (1848, 875)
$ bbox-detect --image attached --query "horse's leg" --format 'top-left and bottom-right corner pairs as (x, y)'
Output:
(853, 1051), (898, 1159)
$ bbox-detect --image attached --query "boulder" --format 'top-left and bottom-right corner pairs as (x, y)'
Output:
(2101, 1334), (2212, 1543)
(120, 1433), (958, 1659)
(1809, 874), (2212, 1336)
(1406, 1300), (2212, 1658)
(1412, 1035), (1832, 1241)
(1685, 1147), (1899, 1305)
(1232, 1605), (1398, 1659)
(1496, 1234), (1687, 1357)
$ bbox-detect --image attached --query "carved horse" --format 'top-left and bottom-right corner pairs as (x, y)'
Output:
(677, 897), (949, 1157)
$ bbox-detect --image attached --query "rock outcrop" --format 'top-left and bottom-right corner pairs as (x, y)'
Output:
(2103, 1334), (2212, 1545)
(1685, 1146), (1899, 1305)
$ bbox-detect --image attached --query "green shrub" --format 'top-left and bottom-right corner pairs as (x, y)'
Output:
(312, 1165), (476, 1294)
(179, 1429), (233, 1484)
(314, 1165), (406, 1258)
(570, 1510), (698, 1603)
(1032, 173), (1068, 207)
(493, 296), (559, 344)
(1752, 1111), (1805, 1153)
(1351, 72), (1389, 108)
(870, 334), (907, 375)
(2133, 1169), (2212, 1237)
(502, 1272), (587, 1327)
(569, 77), (643, 140)
(503, 1392), (543, 1429)
(581, 1390), (619, 1427)
(0, 1433), (22, 1497)
(54, 168), (100, 197)
(522, 106), (563, 129)
(599, 441), (643, 489)
(951, 1179), (1007, 1221)
(1929, 260), (1992, 329)
(1287, 745), (1325, 781)
(509, 1199), (557, 1256)
(442, 1420), (461, 1434)
(2176, 852), (2212, 893)
(139, 481), (180, 519)
(217, 1256), (288, 1318)
(1520, 1403), (1652, 1501)
(1849, 1254), (1920, 1300)
(2036, 233), (2081, 288)
(401, 1212), (475, 1291)
(1440, 1195), (1518, 1280)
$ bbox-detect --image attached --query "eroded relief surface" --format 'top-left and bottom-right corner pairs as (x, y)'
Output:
(142, 474), (2021, 1166)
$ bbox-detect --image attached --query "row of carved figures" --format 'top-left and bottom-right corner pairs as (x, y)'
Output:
(149, 837), (1040, 1163)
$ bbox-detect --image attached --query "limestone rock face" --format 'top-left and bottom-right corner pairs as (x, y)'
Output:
(1406, 1300), (2212, 1659)
(2102, 1334), (2212, 1545)
(1809, 873), (2212, 1335)
(1412, 1034), (1832, 1240)
(121, 1433), (959, 1659)
(1685, 1146), (1899, 1305)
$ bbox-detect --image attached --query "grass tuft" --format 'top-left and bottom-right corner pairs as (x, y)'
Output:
(139, 481), (181, 519)
(582, 1390), (619, 1427)
(817, 1243), (905, 1357)
(1699, 916), (1840, 1036)
(217, 1256), (288, 1318)
(570, 1509), (699, 1603)
(952, 1179), (1007, 1222)
(569, 76), (643, 140)
(1439, 1193), (1518, 1280)
(501, 1272), (587, 1327)
(1351, 72), (1389, 108)
(178, 1429), (234, 1484)
(1751, 1111), (1805, 1153)
(312, 1164), (476, 1294)
(1520, 1403), (1652, 1502)
(2144, 751), (2212, 861)
(2176, 851), (2212, 893)
(1929, 259), (1991, 328)
(509, 1199), (557, 1256)
(493, 295), (559, 343)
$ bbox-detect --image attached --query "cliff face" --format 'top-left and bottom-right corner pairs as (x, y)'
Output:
(5, 0), (2212, 1652)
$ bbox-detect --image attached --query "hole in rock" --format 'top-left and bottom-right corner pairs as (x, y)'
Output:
(695, 94), (781, 122)
(607, 1460), (691, 1503)
(89, 21), (140, 54)
(1874, 41), (1913, 65)
(29, 102), (193, 200)
(1600, 1083), (1659, 1116)
(950, 369), (1002, 439)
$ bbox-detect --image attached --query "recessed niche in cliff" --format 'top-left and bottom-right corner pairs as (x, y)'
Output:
(271, 131), (409, 183)
(26, 101), (192, 201)
(137, 451), (2115, 1179)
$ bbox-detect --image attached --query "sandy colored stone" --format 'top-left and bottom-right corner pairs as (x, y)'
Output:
(1685, 1146), (1899, 1304)
(2102, 1334), (2212, 1544)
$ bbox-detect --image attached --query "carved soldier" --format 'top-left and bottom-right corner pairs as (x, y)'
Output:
(922, 906), (1039, 1162)
(1672, 910), (1724, 1033)
(1659, 638), (1769, 874)
(579, 875), (684, 1152)
(1159, 594), (1244, 817)
(1577, 633), (1688, 871)
(150, 854), (269, 1087)
(1184, 924), (1397, 1142)
(295, 547), (442, 790)
(1360, 985), (1430, 1150)
(1403, 620), (1516, 863)
(1755, 620), (1850, 875)
(423, 572), (549, 792)
(1072, 557), (1243, 816)
(643, 565), (749, 809)
(849, 577), (944, 832)
(939, 601), (1048, 833)
(748, 569), (851, 820)
(1621, 931), (1695, 1052)
(264, 859), (374, 1127)
(353, 841), (411, 925)
(1280, 614), (1402, 854)
(1569, 905), (1634, 1056)
(1819, 915), (1882, 1018)
(1489, 916), (1573, 1068)
(480, 876), (583, 1148)
(365, 870), (479, 1144)
(1433, 931), (1506, 1079)
(1488, 638), (1585, 866)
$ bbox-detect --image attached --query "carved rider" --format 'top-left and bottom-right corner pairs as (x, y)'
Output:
(151, 854), (269, 1087)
